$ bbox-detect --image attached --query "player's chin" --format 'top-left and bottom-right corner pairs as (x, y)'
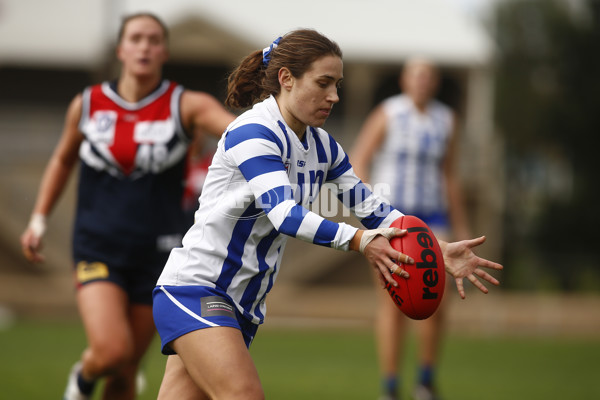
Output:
(310, 114), (330, 127)
(132, 66), (161, 78)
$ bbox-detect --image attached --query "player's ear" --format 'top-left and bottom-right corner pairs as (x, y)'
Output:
(278, 67), (294, 92)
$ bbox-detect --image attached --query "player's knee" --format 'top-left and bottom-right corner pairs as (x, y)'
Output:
(87, 341), (134, 374)
(219, 379), (264, 400)
(233, 384), (264, 400)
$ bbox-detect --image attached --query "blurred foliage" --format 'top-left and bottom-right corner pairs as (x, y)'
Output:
(493, 0), (600, 291)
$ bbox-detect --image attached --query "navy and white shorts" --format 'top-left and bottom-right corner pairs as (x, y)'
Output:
(152, 285), (259, 355)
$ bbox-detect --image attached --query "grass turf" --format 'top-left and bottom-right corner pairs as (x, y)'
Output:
(0, 319), (598, 399)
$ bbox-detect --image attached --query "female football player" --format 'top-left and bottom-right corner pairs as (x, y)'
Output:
(152, 28), (502, 399)
(20, 13), (235, 400)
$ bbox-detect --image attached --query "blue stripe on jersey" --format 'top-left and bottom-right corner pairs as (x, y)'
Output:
(311, 128), (328, 163)
(326, 153), (352, 181)
(240, 228), (279, 321)
(225, 124), (284, 156)
(313, 219), (338, 247)
(361, 203), (394, 229)
(278, 205), (309, 237)
(277, 121), (291, 159)
(337, 181), (371, 209)
(252, 244), (282, 321)
(216, 204), (260, 290)
(238, 155), (286, 181)
(259, 185), (293, 213)
(328, 134), (339, 165)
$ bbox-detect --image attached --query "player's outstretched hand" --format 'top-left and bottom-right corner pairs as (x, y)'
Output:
(354, 228), (413, 289)
(439, 236), (503, 299)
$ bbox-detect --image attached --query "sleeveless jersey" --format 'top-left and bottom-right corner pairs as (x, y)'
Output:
(157, 95), (402, 324)
(370, 94), (453, 216)
(74, 80), (192, 266)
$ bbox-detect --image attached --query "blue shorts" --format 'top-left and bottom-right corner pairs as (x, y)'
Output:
(153, 285), (259, 355)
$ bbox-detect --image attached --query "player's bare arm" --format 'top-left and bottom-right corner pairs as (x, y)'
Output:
(180, 90), (236, 140)
(21, 94), (84, 263)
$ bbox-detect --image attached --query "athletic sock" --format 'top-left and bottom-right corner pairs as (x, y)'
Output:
(382, 375), (400, 397)
(77, 371), (97, 396)
(418, 364), (434, 388)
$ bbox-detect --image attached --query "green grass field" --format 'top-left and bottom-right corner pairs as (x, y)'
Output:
(1, 319), (599, 399)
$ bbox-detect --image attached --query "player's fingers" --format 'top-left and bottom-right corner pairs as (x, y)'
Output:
(22, 245), (34, 261)
(468, 274), (489, 294)
(390, 228), (408, 238)
(455, 278), (466, 299)
(396, 252), (414, 265)
(464, 235), (486, 249)
(474, 269), (500, 285)
(380, 264), (398, 288)
(390, 263), (409, 279)
(478, 258), (504, 271)
(32, 252), (45, 263)
(25, 247), (43, 263)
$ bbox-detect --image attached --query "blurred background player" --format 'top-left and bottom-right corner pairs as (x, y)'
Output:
(19, 12), (234, 400)
(350, 58), (471, 400)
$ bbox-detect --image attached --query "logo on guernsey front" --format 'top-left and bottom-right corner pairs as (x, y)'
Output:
(96, 113), (115, 132)
(76, 261), (109, 283)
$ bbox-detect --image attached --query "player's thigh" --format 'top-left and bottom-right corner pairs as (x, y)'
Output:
(158, 355), (209, 400)
(77, 281), (132, 352)
(172, 326), (263, 400)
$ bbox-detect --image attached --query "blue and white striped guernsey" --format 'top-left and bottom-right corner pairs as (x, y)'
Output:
(157, 95), (402, 324)
(370, 94), (453, 217)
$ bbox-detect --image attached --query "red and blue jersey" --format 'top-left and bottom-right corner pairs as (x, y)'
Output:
(73, 80), (192, 267)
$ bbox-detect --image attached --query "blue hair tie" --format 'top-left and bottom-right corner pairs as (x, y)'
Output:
(262, 37), (282, 67)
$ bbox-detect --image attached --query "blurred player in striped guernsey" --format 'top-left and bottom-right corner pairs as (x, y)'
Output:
(20, 13), (234, 400)
(152, 30), (501, 399)
(351, 58), (472, 400)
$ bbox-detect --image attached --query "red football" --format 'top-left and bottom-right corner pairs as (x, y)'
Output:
(386, 215), (445, 320)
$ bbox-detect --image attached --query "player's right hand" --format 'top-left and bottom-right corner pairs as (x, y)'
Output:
(357, 228), (412, 289)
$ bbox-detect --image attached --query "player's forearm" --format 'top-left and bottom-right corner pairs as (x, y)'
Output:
(32, 156), (76, 217)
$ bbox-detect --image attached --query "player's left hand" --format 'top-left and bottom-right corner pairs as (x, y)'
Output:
(440, 236), (503, 299)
